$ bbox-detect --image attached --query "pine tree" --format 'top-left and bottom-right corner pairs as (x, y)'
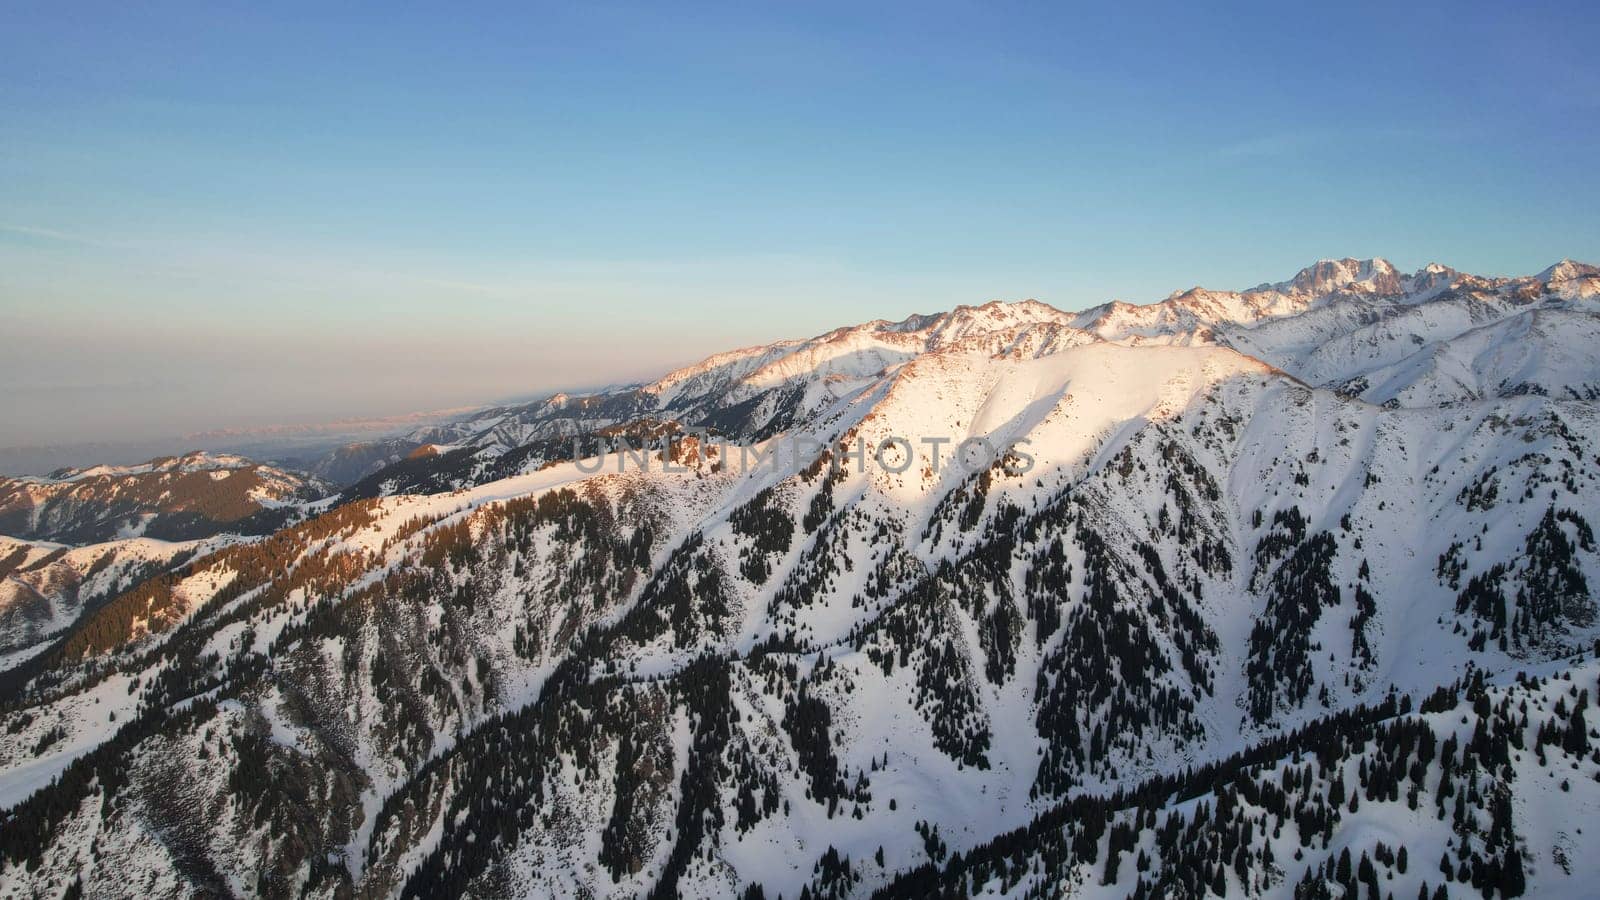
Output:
(1500, 848), (1526, 897)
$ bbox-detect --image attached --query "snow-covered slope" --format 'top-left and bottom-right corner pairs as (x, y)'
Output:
(1342, 309), (1600, 405)
(0, 534), (227, 669)
(2, 259), (1598, 899)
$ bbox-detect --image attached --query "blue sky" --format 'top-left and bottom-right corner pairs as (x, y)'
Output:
(2, 1), (1598, 444)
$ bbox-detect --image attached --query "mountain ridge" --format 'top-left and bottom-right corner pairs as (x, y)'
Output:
(319, 257), (1597, 498)
(0, 451), (329, 545)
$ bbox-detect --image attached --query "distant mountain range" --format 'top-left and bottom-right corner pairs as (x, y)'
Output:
(0, 452), (327, 545)
(0, 258), (1597, 899)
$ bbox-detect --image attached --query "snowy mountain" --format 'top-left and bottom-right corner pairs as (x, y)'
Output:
(0, 452), (330, 544)
(0, 534), (229, 673)
(309, 299), (1092, 494)
(1, 259), (1598, 899)
(322, 257), (1600, 496)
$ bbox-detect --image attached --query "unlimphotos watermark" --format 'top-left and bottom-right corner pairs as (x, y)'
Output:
(571, 430), (1035, 478)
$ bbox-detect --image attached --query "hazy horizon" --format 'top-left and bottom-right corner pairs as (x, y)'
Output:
(4, 1), (1597, 446)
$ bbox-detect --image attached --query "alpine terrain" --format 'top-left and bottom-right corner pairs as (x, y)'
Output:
(2, 258), (1599, 900)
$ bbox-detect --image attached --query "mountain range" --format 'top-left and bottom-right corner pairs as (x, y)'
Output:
(0, 257), (1597, 899)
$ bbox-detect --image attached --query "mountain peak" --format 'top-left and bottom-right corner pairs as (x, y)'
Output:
(1282, 257), (1402, 297)
(942, 297), (1063, 317)
(1539, 258), (1600, 300)
(1540, 258), (1600, 282)
(924, 298), (1073, 344)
